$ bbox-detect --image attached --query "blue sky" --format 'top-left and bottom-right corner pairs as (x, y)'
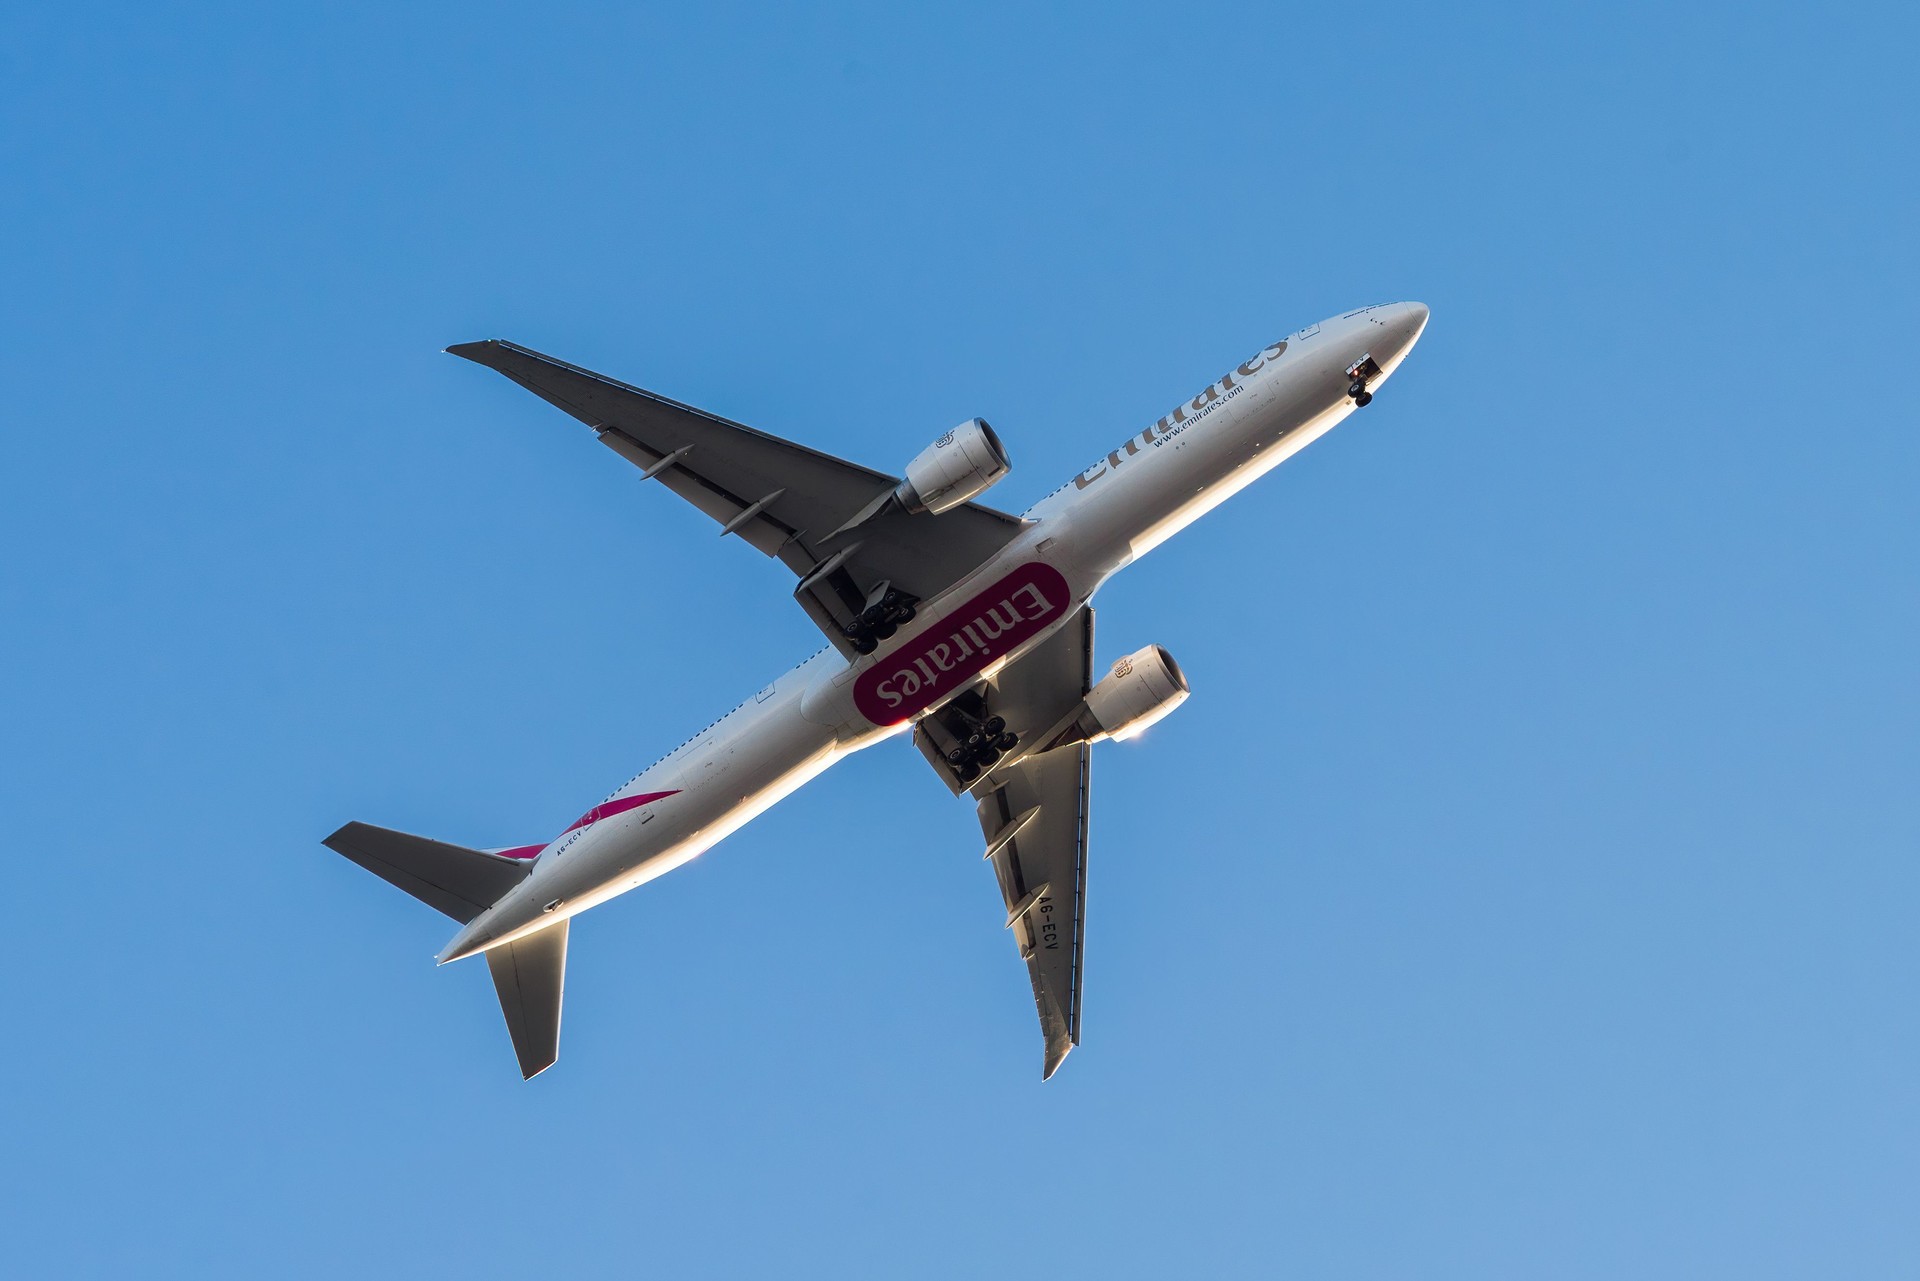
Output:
(3, 2), (1916, 1276)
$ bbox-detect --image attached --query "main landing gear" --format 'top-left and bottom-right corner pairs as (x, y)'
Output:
(843, 588), (916, 655)
(935, 696), (1019, 784)
(946, 715), (1019, 784)
(1346, 353), (1382, 408)
(913, 689), (1020, 789)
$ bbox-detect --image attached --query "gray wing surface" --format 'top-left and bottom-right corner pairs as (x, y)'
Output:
(486, 918), (568, 1079)
(448, 340), (1026, 651)
(322, 821), (531, 923)
(970, 608), (1095, 1078)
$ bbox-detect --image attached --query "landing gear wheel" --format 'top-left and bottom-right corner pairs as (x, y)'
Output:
(1349, 380), (1367, 399)
(983, 716), (1006, 737)
(1353, 390), (1372, 407)
(947, 747), (970, 766)
(872, 619), (897, 641)
(994, 732), (1018, 752)
(851, 635), (877, 655)
(976, 748), (1001, 770)
(957, 762), (981, 784)
(893, 603), (916, 624)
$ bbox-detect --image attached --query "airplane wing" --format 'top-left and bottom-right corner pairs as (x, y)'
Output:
(448, 340), (1027, 653)
(934, 607), (1095, 1078)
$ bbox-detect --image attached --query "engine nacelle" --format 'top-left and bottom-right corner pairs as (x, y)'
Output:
(895, 418), (1011, 515)
(1082, 645), (1190, 742)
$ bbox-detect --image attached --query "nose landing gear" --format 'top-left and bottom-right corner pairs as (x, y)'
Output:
(1346, 353), (1381, 408)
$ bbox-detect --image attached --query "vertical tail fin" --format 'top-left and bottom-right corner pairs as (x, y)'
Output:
(486, 920), (569, 1078)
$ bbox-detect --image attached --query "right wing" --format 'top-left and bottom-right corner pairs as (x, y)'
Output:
(913, 608), (1095, 1078)
(979, 741), (1092, 1079)
(449, 340), (1027, 653)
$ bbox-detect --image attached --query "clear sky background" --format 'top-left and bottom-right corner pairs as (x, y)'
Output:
(3, 2), (1916, 1277)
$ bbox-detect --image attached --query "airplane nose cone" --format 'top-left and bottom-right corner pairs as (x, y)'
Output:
(1392, 301), (1429, 348)
(1374, 301), (1430, 371)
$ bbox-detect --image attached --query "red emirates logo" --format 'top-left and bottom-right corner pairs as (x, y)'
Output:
(853, 562), (1073, 726)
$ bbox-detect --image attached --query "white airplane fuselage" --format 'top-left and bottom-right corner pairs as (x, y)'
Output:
(439, 303), (1430, 964)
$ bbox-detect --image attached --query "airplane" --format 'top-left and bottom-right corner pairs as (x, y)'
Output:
(324, 302), (1431, 1079)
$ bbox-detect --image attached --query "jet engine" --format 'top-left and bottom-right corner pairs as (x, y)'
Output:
(895, 418), (1011, 515)
(1030, 646), (1191, 752)
(1083, 645), (1190, 741)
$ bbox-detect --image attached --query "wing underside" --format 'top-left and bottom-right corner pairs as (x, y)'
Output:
(980, 740), (1092, 1078)
(925, 608), (1095, 1077)
(448, 339), (1027, 653)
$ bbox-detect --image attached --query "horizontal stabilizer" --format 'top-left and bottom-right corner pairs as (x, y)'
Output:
(487, 919), (569, 1079)
(323, 822), (532, 923)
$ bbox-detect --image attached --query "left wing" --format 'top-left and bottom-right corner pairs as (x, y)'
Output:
(449, 340), (1026, 653)
(920, 608), (1095, 1078)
